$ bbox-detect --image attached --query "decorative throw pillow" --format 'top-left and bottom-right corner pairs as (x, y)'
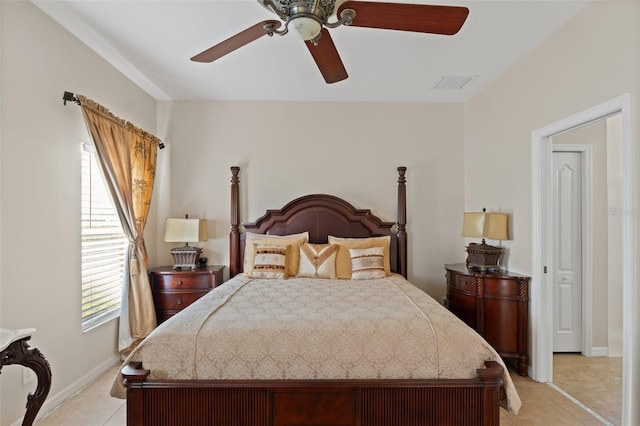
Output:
(349, 246), (386, 280)
(328, 235), (391, 279)
(297, 243), (338, 279)
(243, 232), (308, 277)
(251, 244), (287, 279)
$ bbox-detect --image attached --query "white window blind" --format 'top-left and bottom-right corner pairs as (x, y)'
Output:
(81, 144), (128, 331)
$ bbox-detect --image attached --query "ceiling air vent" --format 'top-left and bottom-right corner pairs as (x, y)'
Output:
(432, 75), (477, 90)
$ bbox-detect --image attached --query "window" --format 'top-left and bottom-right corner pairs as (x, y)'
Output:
(81, 144), (128, 331)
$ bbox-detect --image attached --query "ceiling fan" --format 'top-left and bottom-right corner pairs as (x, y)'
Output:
(191, 0), (469, 84)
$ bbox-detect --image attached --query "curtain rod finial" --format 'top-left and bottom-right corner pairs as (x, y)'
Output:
(63, 91), (80, 106)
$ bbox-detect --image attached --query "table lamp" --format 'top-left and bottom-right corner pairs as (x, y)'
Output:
(461, 209), (509, 271)
(164, 215), (208, 269)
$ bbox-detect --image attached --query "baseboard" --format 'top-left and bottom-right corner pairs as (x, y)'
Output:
(608, 327), (623, 357)
(590, 347), (609, 357)
(608, 345), (623, 357)
(11, 355), (121, 426)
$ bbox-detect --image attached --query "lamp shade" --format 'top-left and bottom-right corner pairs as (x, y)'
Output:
(461, 212), (509, 241)
(164, 218), (208, 243)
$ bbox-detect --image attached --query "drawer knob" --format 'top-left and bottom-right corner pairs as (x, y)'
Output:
(176, 280), (183, 285)
(176, 299), (182, 305)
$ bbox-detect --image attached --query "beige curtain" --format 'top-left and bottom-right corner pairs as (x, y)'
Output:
(78, 95), (160, 355)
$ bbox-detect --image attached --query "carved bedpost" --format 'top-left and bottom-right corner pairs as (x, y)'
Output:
(397, 166), (407, 278)
(230, 167), (241, 277)
(122, 362), (150, 426)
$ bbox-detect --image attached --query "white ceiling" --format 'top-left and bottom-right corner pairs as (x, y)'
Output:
(33, 0), (590, 102)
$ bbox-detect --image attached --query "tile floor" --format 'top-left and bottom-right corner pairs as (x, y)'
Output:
(500, 359), (619, 426)
(35, 364), (125, 426)
(34, 355), (621, 425)
(552, 353), (622, 425)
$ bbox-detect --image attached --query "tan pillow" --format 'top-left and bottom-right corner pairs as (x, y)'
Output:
(328, 235), (391, 279)
(251, 244), (287, 279)
(244, 232), (308, 277)
(349, 246), (386, 280)
(297, 243), (338, 279)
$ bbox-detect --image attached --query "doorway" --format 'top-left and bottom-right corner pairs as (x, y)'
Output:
(530, 94), (633, 424)
(550, 117), (624, 424)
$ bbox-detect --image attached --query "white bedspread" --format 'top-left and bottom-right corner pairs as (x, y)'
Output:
(111, 274), (521, 414)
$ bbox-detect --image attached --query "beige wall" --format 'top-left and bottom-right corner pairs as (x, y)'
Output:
(464, 1), (639, 422)
(464, 1), (639, 274)
(0, 2), (158, 424)
(154, 101), (465, 299)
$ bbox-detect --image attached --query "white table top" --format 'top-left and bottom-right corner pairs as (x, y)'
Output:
(0, 328), (35, 352)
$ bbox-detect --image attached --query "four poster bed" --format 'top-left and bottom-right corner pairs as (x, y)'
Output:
(113, 166), (520, 425)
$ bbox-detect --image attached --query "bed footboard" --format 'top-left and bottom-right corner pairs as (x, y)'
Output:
(122, 361), (503, 425)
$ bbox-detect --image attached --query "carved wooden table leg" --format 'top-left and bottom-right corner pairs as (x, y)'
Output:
(0, 330), (52, 426)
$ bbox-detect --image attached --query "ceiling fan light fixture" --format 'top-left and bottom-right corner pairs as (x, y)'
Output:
(289, 15), (322, 40)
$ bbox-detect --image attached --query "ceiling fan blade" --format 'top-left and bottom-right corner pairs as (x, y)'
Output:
(305, 28), (348, 84)
(191, 20), (281, 63)
(338, 1), (469, 35)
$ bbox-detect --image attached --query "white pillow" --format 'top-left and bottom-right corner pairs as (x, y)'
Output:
(328, 235), (391, 278)
(251, 244), (287, 279)
(349, 246), (386, 280)
(243, 232), (309, 277)
(297, 243), (338, 279)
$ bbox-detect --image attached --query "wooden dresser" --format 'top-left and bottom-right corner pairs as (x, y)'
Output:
(445, 263), (529, 376)
(150, 265), (228, 324)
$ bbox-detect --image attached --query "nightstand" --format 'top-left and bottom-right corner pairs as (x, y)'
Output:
(150, 265), (228, 324)
(445, 263), (530, 376)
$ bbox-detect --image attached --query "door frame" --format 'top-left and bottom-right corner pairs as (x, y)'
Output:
(531, 93), (633, 423)
(551, 145), (593, 356)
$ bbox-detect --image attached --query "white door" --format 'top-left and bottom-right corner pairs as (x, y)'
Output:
(553, 151), (582, 352)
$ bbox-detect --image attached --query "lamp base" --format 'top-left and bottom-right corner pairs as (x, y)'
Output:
(465, 243), (504, 272)
(170, 245), (202, 270)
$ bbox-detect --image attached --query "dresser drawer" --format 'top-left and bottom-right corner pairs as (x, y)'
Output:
(153, 291), (209, 311)
(484, 278), (522, 297)
(152, 273), (213, 290)
(451, 274), (478, 294)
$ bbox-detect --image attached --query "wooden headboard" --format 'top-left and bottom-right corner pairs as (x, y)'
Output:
(229, 166), (407, 278)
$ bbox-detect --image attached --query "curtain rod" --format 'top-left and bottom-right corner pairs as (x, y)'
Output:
(63, 91), (164, 149)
